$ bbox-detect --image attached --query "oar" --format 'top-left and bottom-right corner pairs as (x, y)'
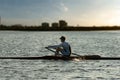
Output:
(45, 47), (71, 58)
(72, 53), (81, 57)
(45, 47), (56, 53)
(45, 47), (81, 57)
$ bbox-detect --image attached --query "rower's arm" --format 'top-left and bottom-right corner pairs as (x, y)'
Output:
(47, 44), (62, 49)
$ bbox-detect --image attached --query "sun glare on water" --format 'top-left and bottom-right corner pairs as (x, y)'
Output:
(72, 58), (81, 61)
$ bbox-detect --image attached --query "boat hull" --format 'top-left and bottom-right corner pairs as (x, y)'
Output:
(0, 55), (120, 60)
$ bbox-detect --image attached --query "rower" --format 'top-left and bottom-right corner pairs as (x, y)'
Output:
(46, 36), (71, 57)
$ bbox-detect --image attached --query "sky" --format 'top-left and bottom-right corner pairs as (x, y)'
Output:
(0, 0), (120, 26)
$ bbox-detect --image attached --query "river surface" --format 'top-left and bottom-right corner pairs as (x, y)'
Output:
(0, 31), (120, 80)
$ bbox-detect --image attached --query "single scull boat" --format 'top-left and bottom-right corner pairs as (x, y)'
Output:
(0, 55), (120, 60)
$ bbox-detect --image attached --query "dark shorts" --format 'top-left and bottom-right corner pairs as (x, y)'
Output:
(60, 50), (70, 56)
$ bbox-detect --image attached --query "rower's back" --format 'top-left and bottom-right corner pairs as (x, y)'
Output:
(61, 41), (71, 56)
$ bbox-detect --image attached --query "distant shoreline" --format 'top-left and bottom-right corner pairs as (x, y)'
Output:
(1, 25), (120, 31)
(0, 29), (120, 31)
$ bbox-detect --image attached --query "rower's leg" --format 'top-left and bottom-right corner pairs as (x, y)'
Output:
(55, 47), (62, 56)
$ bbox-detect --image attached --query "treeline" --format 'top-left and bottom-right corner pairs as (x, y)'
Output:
(0, 24), (120, 31)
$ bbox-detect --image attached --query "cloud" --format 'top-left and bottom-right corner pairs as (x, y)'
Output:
(60, 3), (68, 12)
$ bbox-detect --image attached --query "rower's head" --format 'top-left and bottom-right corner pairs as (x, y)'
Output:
(60, 36), (66, 42)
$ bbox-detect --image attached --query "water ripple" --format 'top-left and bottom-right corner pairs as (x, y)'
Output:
(0, 31), (120, 80)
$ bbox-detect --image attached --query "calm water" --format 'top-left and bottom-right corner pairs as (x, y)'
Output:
(0, 31), (120, 80)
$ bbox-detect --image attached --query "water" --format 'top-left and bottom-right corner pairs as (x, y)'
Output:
(0, 31), (120, 80)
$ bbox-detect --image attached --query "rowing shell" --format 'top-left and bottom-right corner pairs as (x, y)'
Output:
(0, 55), (120, 60)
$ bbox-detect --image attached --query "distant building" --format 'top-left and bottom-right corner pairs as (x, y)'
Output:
(41, 22), (49, 28)
(59, 20), (67, 27)
(52, 22), (59, 28)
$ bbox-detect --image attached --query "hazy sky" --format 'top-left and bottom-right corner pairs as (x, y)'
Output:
(0, 0), (120, 26)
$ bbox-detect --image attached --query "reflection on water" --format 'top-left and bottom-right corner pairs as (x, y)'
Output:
(0, 31), (120, 80)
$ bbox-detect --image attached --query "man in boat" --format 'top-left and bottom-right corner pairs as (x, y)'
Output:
(46, 36), (71, 57)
